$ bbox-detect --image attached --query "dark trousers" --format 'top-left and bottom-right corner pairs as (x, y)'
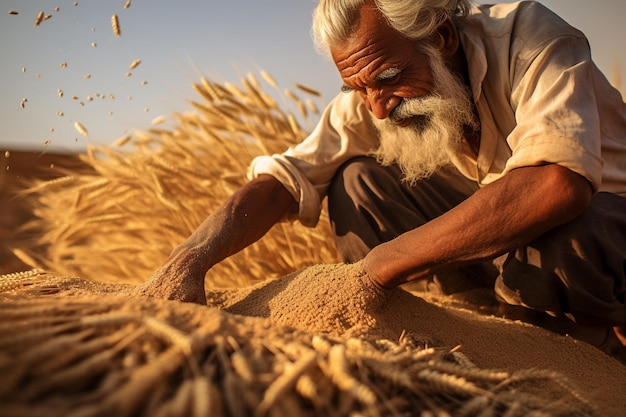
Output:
(327, 156), (626, 328)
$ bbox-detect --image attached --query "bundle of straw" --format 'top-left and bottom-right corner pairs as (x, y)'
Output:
(12, 72), (339, 288)
(0, 270), (594, 417)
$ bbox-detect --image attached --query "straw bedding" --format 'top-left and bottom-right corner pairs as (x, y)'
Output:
(1, 73), (621, 416)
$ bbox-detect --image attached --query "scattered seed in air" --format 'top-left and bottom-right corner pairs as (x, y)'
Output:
(141, 80), (148, 86)
(21, 67), (26, 73)
(129, 59), (141, 70)
(125, 72), (132, 77)
(19, 98), (27, 108)
(73, 2), (78, 6)
(4, 151), (10, 158)
(44, 139), (51, 146)
(34, 11), (44, 26)
(91, 42), (97, 48)
(111, 14), (121, 37)
(60, 62), (68, 68)
(57, 89), (63, 97)
(54, 7), (60, 12)
(124, 0), (131, 9)
(8, 11), (18, 15)
(84, 73), (91, 79)
(74, 122), (88, 136)
(57, 111), (64, 116)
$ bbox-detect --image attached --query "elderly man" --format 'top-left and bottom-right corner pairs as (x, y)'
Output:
(138, 0), (626, 353)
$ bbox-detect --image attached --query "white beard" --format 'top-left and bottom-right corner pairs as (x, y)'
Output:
(370, 45), (477, 185)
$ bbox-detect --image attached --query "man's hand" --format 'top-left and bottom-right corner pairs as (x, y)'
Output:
(128, 175), (297, 305)
(129, 254), (208, 304)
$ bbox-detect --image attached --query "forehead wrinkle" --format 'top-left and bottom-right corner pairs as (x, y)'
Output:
(336, 45), (386, 85)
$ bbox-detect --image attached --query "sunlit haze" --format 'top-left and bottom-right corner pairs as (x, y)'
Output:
(1, 0), (624, 153)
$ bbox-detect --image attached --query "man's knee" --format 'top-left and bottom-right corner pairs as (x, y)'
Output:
(329, 156), (397, 205)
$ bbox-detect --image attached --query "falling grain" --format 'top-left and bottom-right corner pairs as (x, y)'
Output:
(91, 42), (97, 48)
(8, 10), (19, 15)
(34, 11), (44, 27)
(74, 122), (88, 137)
(129, 59), (141, 70)
(60, 62), (68, 68)
(124, 0), (131, 9)
(111, 14), (121, 37)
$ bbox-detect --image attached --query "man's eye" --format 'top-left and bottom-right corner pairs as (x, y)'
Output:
(376, 68), (402, 85)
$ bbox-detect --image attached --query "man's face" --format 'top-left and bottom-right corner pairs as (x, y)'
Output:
(330, 5), (436, 123)
(330, 5), (476, 184)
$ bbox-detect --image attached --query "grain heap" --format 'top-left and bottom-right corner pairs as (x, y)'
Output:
(0, 269), (595, 417)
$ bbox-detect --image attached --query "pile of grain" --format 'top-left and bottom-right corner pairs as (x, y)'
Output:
(0, 269), (594, 417)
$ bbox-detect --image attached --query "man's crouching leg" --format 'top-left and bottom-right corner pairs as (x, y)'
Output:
(494, 192), (626, 353)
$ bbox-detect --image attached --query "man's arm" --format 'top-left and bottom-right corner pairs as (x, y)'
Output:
(135, 174), (297, 303)
(364, 163), (593, 288)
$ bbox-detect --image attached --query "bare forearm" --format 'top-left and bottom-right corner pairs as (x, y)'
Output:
(364, 164), (592, 288)
(166, 174), (297, 275)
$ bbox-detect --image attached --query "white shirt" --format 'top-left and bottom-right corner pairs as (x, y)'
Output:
(248, 1), (626, 227)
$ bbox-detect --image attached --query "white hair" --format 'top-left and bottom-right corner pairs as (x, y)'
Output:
(312, 0), (472, 57)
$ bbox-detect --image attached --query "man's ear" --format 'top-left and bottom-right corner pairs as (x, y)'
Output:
(434, 17), (460, 58)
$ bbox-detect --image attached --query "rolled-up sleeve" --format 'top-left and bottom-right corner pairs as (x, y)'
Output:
(247, 92), (379, 227)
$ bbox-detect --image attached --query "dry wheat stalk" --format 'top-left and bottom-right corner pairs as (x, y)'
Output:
(0, 285), (595, 417)
(11, 71), (334, 287)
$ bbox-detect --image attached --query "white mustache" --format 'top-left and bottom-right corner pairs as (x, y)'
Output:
(388, 96), (445, 125)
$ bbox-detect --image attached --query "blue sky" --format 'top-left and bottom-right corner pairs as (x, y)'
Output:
(1, 0), (624, 153)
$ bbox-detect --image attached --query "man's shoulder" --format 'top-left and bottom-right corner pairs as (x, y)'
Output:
(468, 1), (586, 44)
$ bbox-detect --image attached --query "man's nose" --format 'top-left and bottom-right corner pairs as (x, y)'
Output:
(364, 88), (401, 120)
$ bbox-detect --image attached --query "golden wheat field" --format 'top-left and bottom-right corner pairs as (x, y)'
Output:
(2, 3), (626, 415)
(0, 72), (625, 417)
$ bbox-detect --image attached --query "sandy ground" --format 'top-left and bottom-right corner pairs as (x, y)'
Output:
(1, 151), (625, 416)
